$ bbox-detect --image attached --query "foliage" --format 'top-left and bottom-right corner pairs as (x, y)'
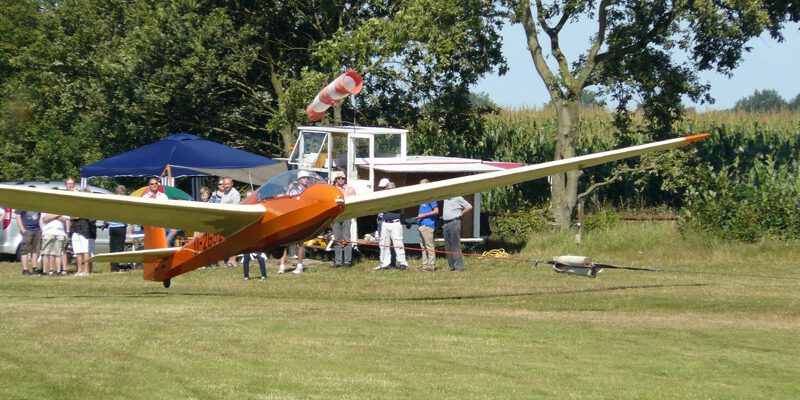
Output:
(0, 0), (504, 182)
(496, 1), (797, 229)
(316, 0), (506, 159)
(790, 93), (800, 110)
(679, 157), (800, 242)
(581, 206), (622, 232)
(734, 89), (791, 111)
(489, 206), (549, 240)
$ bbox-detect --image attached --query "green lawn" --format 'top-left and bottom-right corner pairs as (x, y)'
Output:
(1, 222), (798, 399)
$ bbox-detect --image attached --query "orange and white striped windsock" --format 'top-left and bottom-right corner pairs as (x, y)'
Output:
(306, 70), (363, 121)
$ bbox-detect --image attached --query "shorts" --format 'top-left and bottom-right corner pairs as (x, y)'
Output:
(72, 234), (90, 254)
(20, 230), (42, 255)
(41, 234), (66, 257)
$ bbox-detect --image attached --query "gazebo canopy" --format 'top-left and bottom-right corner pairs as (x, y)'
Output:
(81, 133), (285, 184)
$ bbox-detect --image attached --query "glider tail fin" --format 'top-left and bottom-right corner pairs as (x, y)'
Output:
(142, 226), (168, 281)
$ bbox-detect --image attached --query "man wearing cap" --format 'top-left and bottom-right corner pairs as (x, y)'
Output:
(331, 171), (355, 267)
(442, 196), (472, 271)
(374, 179), (408, 270)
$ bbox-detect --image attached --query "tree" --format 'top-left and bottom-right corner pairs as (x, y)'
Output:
(500, 0), (798, 229)
(1, 0), (505, 182)
(312, 0), (507, 158)
(734, 89), (788, 111)
(789, 93), (800, 110)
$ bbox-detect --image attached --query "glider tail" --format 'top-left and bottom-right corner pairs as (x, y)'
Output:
(142, 226), (168, 281)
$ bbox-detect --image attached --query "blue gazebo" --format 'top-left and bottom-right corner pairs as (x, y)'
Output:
(81, 133), (285, 194)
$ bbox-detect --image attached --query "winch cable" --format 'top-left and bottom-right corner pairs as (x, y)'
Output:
(345, 240), (529, 262)
(338, 240), (799, 280)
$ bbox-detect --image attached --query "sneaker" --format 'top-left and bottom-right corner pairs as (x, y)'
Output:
(243, 276), (250, 281)
(278, 265), (285, 274)
(60, 270), (68, 275)
(48, 271), (54, 276)
(292, 264), (304, 274)
(398, 264), (408, 271)
(260, 276), (267, 280)
(373, 265), (389, 270)
(22, 270), (31, 276)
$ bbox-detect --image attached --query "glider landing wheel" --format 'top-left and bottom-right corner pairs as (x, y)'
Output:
(163, 279), (171, 289)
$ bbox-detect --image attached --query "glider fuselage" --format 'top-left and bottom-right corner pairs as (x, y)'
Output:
(145, 184), (344, 282)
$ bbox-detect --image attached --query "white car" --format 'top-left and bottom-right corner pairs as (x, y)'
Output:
(0, 181), (113, 260)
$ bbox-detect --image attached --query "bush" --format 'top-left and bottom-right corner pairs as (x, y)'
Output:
(490, 207), (549, 241)
(581, 207), (622, 232)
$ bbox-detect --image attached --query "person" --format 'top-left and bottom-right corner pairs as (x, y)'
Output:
(416, 179), (439, 272)
(442, 196), (472, 271)
(219, 176), (240, 204)
(71, 194), (96, 276)
(15, 209), (41, 275)
(143, 177), (168, 200)
(199, 186), (212, 202)
(108, 185), (129, 272)
(219, 176), (241, 267)
(374, 180), (409, 270)
(242, 252), (268, 281)
(279, 171), (312, 274)
(330, 171), (356, 267)
(62, 178), (76, 272)
(40, 211), (69, 275)
(210, 179), (224, 203)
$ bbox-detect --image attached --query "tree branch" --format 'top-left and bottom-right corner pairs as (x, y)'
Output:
(535, 0), (573, 88)
(520, 0), (563, 100)
(575, 0), (612, 91)
(577, 174), (621, 200)
(595, 1), (679, 64)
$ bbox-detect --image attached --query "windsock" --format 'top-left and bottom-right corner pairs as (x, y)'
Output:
(306, 70), (363, 121)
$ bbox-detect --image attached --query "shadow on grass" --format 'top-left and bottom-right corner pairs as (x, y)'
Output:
(382, 283), (709, 302)
(0, 284), (709, 302)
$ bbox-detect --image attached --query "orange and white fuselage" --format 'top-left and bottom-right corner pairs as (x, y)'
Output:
(144, 184), (344, 281)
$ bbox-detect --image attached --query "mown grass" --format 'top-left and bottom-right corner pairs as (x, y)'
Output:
(1, 222), (798, 399)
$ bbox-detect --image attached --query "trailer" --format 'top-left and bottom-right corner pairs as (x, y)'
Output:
(288, 126), (522, 244)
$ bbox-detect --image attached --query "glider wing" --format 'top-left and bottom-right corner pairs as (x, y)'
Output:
(337, 134), (708, 221)
(0, 186), (265, 236)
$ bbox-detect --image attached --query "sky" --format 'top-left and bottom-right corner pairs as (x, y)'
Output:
(473, 21), (800, 110)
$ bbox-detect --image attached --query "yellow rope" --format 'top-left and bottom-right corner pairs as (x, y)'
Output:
(480, 248), (511, 259)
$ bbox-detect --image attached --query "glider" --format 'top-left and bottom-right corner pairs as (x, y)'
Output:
(0, 133), (708, 287)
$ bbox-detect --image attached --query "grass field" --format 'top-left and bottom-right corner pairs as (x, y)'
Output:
(1, 222), (798, 399)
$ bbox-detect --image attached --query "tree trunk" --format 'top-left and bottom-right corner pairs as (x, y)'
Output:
(550, 100), (582, 230)
(280, 125), (295, 157)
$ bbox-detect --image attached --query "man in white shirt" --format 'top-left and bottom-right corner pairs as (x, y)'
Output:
(40, 212), (69, 275)
(219, 176), (241, 267)
(144, 177), (168, 200)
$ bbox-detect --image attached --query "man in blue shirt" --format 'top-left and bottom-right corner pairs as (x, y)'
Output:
(416, 179), (439, 271)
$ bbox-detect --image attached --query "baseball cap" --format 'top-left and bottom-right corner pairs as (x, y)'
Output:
(377, 178), (390, 188)
(331, 171), (346, 180)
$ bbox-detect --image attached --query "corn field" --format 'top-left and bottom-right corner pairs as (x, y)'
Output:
(479, 107), (800, 214)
